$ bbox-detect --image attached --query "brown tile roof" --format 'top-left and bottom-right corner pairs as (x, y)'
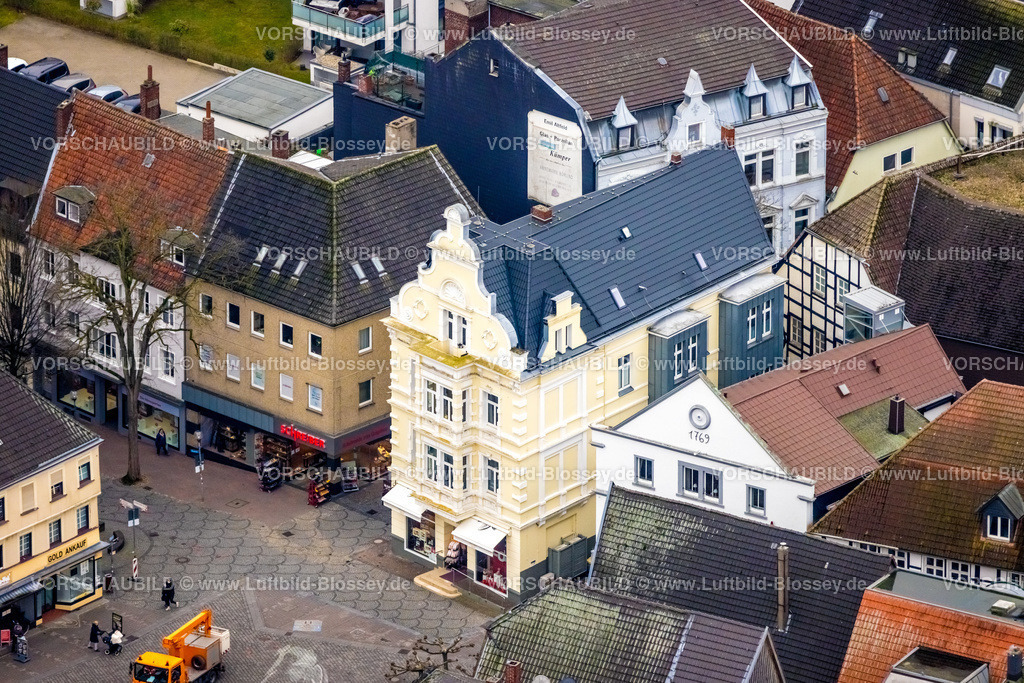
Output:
(813, 381), (1024, 570)
(31, 93), (234, 289)
(721, 325), (965, 494)
(505, 0), (798, 118)
(837, 584), (1024, 683)
(747, 0), (946, 193)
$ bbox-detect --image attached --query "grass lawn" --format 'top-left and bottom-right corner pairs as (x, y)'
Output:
(8, 0), (305, 79)
(0, 5), (22, 28)
(934, 153), (1024, 212)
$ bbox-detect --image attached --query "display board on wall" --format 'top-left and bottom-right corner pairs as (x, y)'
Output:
(527, 111), (584, 205)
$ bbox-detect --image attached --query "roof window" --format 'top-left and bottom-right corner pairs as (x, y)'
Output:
(609, 287), (626, 310)
(351, 262), (368, 284)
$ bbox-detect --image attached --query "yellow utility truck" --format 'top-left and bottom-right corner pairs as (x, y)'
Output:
(131, 609), (230, 683)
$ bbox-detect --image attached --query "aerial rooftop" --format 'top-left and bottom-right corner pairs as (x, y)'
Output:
(178, 68), (330, 129)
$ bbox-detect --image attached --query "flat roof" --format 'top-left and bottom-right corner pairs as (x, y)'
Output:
(179, 69), (330, 130)
(874, 571), (1024, 625)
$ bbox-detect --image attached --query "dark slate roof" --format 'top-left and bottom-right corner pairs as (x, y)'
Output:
(476, 581), (776, 683)
(0, 69), (68, 190)
(470, 146), (773, 361)
(794, 0), (1024, 109)
(318, 150), (418, 181)
(500, 0), (799, 118)
(813, 381), (1024, 573)
(0, 371), (101, 489)
(195, 146), (483, 326)
(591, 486), (892, 683)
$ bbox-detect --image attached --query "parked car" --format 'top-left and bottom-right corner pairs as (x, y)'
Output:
(20, 57), (69, 83)
(7, 58), (28, 72)
(114, 94), (141, 114)
(87, 85), (128, 102)
(51, 73), (96, 93)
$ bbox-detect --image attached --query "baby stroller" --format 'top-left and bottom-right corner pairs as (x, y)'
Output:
(103, 630), (123, 656)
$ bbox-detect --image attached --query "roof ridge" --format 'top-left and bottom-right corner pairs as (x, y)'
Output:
(849, 34), (864, 146)
(860, 176), (892, 248)
(326, 147), (435, 186)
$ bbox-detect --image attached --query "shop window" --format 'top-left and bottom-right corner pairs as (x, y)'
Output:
(280, 374), (294, 401)
(358, 379), (372, 406)
(252, 311), (265, 337)
(129, 400), (180, 450)
(79, 461), (91, 485)
(309, 332), (323, 358)
(358, 326), (372, 353)
(406, 511), (436, 559)
(475, 538), (507, 594)
(19, 533), (32, 562)
(309, 384), (323, 412)
(57, 559), (95, 605)
(48, 519), (62, 547)
(485, 392), (499, 426)
(77, 505), (89, 533)
(226, 303), (240, 328)
(280, 322), (294, 347)
(200, 293), (213, 317)
(487, 458), (500, 493)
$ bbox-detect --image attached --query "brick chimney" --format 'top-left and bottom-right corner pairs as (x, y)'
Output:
(888, 395), (905, 435)
(670, 151), (683, 165)
(55, 99), (73, 142)
(384, 116), (417, 153)
(271, 130), (290, 159)
(337, 59), (351, 83)
(0, 44), (8, 70)
(776, 542), (790, 631)
(721, 126), (736, 149)
(139, 65), (161, 120)
(202, 101), (215, 144)
(531, 204), (553, 223)
(357, 73), (373, 95)
(504, 660), (522, 683)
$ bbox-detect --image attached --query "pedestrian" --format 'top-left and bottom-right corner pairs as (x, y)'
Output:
(161, 578), (178, 610)
(88, 620), (102, 652)
(155, 429), (168, 456)
(107, 627), (123, 655)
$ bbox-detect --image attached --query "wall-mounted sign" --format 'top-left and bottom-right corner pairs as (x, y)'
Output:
(47, 537), (89, 565)
(280, 424), (326, 449)
(527, 111), (584, 205)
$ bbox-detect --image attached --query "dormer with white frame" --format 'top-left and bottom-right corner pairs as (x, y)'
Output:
(666, 70), (721, 153)
(537, 291), (588, 363)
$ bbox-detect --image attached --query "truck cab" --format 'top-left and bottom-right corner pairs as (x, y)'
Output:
(132, 610), (229, 683)
(132, 653), (185, 683)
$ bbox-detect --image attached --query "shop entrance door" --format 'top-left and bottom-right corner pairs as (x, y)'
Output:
(41, 583), (55, 613)
(104, 383), (119, 427)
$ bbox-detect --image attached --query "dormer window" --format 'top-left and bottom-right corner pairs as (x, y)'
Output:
(987, 514), (1012, 541)
(987, 66), (1011, 90)
(161, 240), (186, 266)
(687, 122), (702, 146)
(792, 84), (809, 109)
(617, 127), (634, 150)
(863, 10), (882, 34)
(611, 96), (639, 151)
(56, 197), (80, 223)
(749, 95), (766, 120)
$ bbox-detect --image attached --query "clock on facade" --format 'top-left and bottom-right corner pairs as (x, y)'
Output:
(688, 405), (711, 430)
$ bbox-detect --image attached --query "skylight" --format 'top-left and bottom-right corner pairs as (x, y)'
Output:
(142, 153), (155, 168)
(609, 287), (626, 310)
(272, 251), (288, 274)
(877, 87), (889, 103)
(371, 256), (386, 276)
(694, 252), (708, 271)
(942, 47), (957, 66)
(837, 383), (851, 397)
(620, 226), (632, 240)
(988, 66), (1011, 89)
(292, 259), (308, 280)
(254, 245), (269, 265)
(351, 262), (368, 284)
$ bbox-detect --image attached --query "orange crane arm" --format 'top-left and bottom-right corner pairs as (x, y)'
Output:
(162, 609), (213, 659)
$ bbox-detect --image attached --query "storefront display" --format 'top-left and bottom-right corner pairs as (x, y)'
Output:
(125, 397), (180, 449)
(407, 511), (437, 561)
(51, 558), (96, 607)
(474, 539), (508, 595)
(57, 372), (96, 415)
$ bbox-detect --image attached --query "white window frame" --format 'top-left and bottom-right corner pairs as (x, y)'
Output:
(251, 362), (265, 390)
(226, 354), (241, 381)
(443, 452), (455, 489)
(792, 84), (808, 109)
(744, 149), (775, 186)
(762, 300), (772, 338)
(199, 293), (213, 318)
(635, 456), (654, 485)
(687, 122), (703, 147)
(251, 310), (265, 338)
(280, 373), (294, 401)
(925, 556), (946, 577)
(747, 485), (766, 515)
(308, 384), (323, 412)
(950, 560), (970, 583)
(441, 386), (454, 420)
(789, 316), (803, 346)
(425, 380), (440, 415)
(443, 309), (468, 348)
(837, 278), (850, 300)
(687, 335), (698, 373)
(813, 264), (827, 297)
(673, 341), (684, 379)
(988, 66), (1011, 89)
(987, 514), (1012, 541)
(199, 344), (213, 371)
(308, 332), (323, 358)
(76, 505), (89, 532)
(280, 322), (294, 348)
(485, 391), (499, 426)
(48, 519), (61, 546)
(747, 306), (757, 343)
(358, 326), (372, 353)
(795, 207), (811, 234)
(795, 140), (811, 176)
(486, 458), (500, 493)
(160, 347), (175, 380)
(43, 250), (56, 279)
(358, 378), (373, 407)
(749, 94), (766, 119)
(56, 197), (80, 223)
(161, 298), (174, 326)
(226, 302), (240, 329)
(679, 463), (721, 503)
(617, 354), (632, 392)
(425, 445), (439, 482)
(812, 328), (826, 354)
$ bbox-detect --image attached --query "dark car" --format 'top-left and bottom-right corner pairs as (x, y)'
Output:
(20, 57), (70, 83)
(51, 73), (96, 93)
(114, 94), (141, 114)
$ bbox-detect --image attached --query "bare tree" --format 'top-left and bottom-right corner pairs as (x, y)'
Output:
(386, 636), (477, 681)
(0, 213), (68, 379)
(52, 184), (212, 484)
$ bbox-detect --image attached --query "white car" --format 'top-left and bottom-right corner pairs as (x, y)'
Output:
(88, 85), (129, 103)
(7, 57), (28, 72)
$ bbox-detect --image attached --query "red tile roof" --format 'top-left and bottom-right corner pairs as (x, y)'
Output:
(747, 0), (947, 193)
(722, 325), (965, 494)
(32, 93), (233, 289)
(813, 380), (1024, 570)
(838, 586), (1024, 683)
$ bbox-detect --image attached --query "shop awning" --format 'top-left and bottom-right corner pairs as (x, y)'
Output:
(452, 518), (507, 557)
(381, 485), (428, 520)
(0, 579), (44, 605)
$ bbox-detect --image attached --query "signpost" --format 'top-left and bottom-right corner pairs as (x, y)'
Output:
(120, 499), (148, 582)
(195, 447), (205, 502)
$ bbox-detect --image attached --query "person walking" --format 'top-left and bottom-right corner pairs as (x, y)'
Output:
(161, 579), (178, 610)
(155, 429), (168, 456)
(88, 621), (102, 652)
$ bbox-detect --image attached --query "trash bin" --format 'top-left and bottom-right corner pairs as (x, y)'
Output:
(104, 573), (114, 592)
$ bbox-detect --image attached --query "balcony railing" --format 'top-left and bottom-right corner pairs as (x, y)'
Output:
(292, 2), (386, 40)
(393, 4), (409, 24)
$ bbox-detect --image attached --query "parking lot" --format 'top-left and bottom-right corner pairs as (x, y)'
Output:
(1, 14), (225, 107)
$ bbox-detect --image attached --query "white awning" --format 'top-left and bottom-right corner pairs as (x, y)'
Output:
(452, 518), (507, 557)
(381, 485), (428, 520)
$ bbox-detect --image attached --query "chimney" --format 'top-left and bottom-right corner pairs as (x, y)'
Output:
(504, 660), (522, 683)
(139, 65), (161, 120)
(670, 151), (682, 165)
(384, 116), (417, 153)
(721, 126), (736, 149)
(531, 204), (553, 223)
(336, 58), (352, 84)
(202, 101), (215, 144)
(776, 543), (790, 631)
(271, 130), (290, 159)
(0, 44), (8, 70)
(55, 99), (73, 142)
(1009, 646), (1023, 682)
(888, 395), (905, 435)
(357, 73), (374, 95)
